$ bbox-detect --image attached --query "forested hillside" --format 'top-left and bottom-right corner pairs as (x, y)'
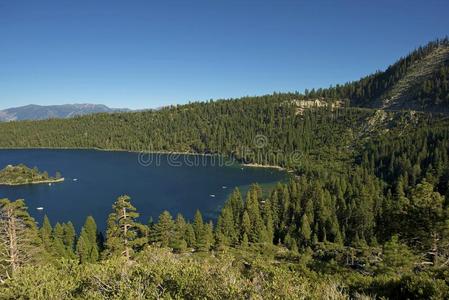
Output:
(1, 102), (449, 298)
(1, 39), (449, 299)
(304, 38), (449, 111)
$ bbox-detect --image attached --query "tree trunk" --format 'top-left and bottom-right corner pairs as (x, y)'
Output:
(2, 207), (19, 275)
(430, 231), (439, 265)
(122, 207), (130, 261)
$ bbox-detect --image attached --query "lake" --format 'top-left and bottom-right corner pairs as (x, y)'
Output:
(0, 149), (286, 231)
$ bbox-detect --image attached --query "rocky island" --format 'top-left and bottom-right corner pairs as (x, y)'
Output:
(0, 164), (64, 186)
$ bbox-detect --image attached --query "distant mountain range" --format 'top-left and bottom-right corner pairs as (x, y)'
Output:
(1, 39), (448, 123)
(0, 104), (130, 121)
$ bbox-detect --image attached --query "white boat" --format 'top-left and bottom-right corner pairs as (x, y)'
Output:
(210, 194), (216, 198)
(48, 183), (52, 186)
(222, 186), (227, 189)
(73, 178), (78, 182)
(36, 207), (44, 211)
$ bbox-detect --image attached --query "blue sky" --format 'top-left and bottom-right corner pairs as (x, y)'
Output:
(1, 0), (448, 110)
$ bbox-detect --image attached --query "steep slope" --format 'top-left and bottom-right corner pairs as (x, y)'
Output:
(378, 43), (449, 110)
(0, 104), (130, 121)
(304, 38), (449, 112)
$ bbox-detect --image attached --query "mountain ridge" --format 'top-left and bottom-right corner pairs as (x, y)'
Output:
(303, 38), (449, 112)
(0, 103), (130, 122)
(2, 38), (448, 123)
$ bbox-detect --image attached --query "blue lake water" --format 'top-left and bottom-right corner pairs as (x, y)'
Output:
(0, 149), (286, 231)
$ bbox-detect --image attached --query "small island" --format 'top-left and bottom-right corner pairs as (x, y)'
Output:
(0, 164), (64, 186)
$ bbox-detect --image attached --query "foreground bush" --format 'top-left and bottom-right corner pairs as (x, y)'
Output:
(0, 247), (348, 299)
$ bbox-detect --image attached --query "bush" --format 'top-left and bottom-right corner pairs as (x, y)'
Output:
(0, 247), (350, 299)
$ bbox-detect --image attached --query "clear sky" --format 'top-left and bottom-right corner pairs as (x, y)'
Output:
(1, 0), (448, 110)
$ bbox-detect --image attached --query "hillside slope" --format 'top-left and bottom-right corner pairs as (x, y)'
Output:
(377, 42), (449, 110)
(305, 38), (449, 112)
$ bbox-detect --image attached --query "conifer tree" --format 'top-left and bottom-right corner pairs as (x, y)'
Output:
(185, 223), (196, 248)
(263, 198), (275, 244)
(84, 216), (98, 247)
(76, 234), (90, 264)
(52, 222), (68, 258)
(195, 221), (214, 252)
(280, 186), (291, 231)
(300, 214), (312, 246)
(408, 180), (449, 264)
(241, 210), (251, 243)
(172, 214), (188, 252)
(379, 235), (415, 275)
(195, 219), (214, 252)
(241, 233), (249, 249)
(39, 215), (53, 252)
(105, 195), (147, 260)
(76, 216), (99, 263)
(205, 221), (215, 250)
(284, 231), (295, 250)
(228, 188), (243, 228)
(62, 222), (76, 258)
(153, 210), (174, 248)
(193, 210), (204, 244)
(244, 185), (265, 243)
(216, 206), (237, 246)
(0, 199), (44, 277)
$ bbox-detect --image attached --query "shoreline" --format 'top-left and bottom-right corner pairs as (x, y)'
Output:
(0, 147), (292, 173)
(0, 146), (219, 157)
(241, 163), (286, 171)
(0, 177), (65, 186)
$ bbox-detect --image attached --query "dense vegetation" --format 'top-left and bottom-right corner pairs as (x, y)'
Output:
(0, 164), (62, 185)
(1, 39), (449, 298)
(1, 179), (448, 299)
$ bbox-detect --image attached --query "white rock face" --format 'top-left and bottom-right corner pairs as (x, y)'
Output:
(291, 99), (343, 115)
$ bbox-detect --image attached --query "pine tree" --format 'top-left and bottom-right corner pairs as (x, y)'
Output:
(0, 199), (44, 277)
(62, 222), (76, 258)
(284, 231), (295, 249)
(263, 198), (275, 244)
(379, 235), (415, 275)
(76, 216), (99, 263)
(280, 185), (291, 231)
(241, 233), (249, 249)
(105, 195), (147, 260)
(228, 188), (243, 228)
(244, 185), (265, 243)
(75, 235), (90, 264)
(328, 214), (343, 244)
(185, 223), (196, 248)
(204, 221), (214, 250)
(39, 215), (53, 252)
(172, 214), (188, 252)
(300, 214), (312, 246)
(195, 220), (214, 252)
(216, 206), (237, 246)
(408, 180), (448, 264)
(52, 223), (68, 258)
(193, 210), (204, 245)
(84, 216), (98, 247)
(241, 210), (251, 243)
(153, 211), (174, 248)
